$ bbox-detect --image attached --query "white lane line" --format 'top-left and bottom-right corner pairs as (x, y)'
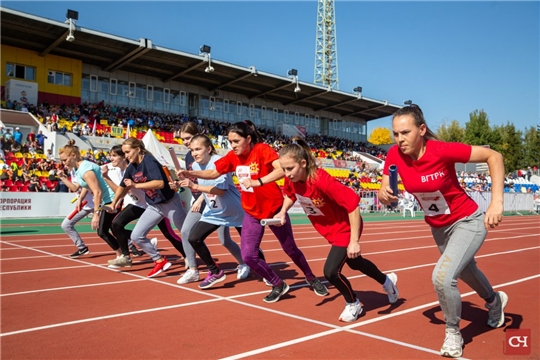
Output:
(219, 275), (539, 360)
(0, 279), (146, 297)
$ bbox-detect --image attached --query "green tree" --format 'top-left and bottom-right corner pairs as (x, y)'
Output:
(436, 120), (465, 143)
(497, 122), (523, 172)
(463, 110), (493, 146)
(522, 125), (540, 167)
(368, 126), (393, 145)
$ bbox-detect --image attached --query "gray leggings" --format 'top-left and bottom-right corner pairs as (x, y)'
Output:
(180, 211), (244, 269)
(431, 209), (496, 330)
(131, 193), (186, 261)
(61, 207), (93, 249)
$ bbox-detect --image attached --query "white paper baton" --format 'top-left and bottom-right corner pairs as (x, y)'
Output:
(260, 218), (282, 226)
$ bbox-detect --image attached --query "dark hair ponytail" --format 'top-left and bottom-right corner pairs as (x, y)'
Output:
(392, 104), (438, 141)
(279, 136), (319, 181)
(227, 120), (264, 145)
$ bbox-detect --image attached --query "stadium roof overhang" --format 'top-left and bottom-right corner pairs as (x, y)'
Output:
(1, 7), (402, 122)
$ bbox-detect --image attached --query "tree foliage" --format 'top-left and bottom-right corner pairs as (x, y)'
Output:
(368, 126), (393, 145)
(436, 119), (465, 143)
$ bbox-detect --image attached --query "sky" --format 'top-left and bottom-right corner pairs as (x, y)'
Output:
(3, 1), (539, 134)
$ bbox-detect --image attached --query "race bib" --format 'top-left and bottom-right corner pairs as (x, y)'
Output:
(204, 193), (223, 210)
(413, 191), (450, 216)
(296, 194), (324, 216)
(236, 166), (254, 193)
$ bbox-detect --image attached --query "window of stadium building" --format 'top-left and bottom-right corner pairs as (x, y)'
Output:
(6, 63), (35, 81)
(47, 71), (72, 86)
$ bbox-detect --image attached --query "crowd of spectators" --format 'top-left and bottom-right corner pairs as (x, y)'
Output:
(2, 100), (538, 198)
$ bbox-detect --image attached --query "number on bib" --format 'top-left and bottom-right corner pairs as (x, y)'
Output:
(296, 194), (324, 216)
(413, 190), (450, 216)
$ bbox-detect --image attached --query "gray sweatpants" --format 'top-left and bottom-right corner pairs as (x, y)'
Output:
(431, 209), (496, 331)
(131, 193), (186, 261)
(180, 211), (244, 269)
(62, 208), (93, 249)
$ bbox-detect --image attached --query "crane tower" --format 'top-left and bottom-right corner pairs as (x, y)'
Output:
(314, 0), (339, 89)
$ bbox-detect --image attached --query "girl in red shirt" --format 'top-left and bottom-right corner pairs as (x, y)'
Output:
(378, 104), (507, 358)
(178, 121), (328, 303)
(275, 137), (399, 322)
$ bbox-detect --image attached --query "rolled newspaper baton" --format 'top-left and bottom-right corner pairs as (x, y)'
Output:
(389, 164), (399, 207)
(168, 147), (183, 171)
(68, 200), (88, 220)
(260, 218), (282, 226)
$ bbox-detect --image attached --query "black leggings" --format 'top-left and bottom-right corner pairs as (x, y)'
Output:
(111, 204), (186, 258)
(98, 210), (119, 251)
(188, 221), (241, 274)
(323, 245), (387, 303)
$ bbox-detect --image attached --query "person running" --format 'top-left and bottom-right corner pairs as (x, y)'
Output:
(109, 138), (187, 277)
(378, 104), (508, 358)
(178, 120), (328, 303)
(59, 171), (94, 258)
(101, 145), (186, 269)
(275, 137), (399, 322)
(176, 135), (249, 289)
(176, 122), (255, 284)
(58, 145), (122, 261)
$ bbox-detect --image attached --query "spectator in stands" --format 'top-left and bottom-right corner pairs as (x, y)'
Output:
(36, 130), (47, 149)
(46, 149), (55, 161)
(4, 128), (13, 141)
(379, 104), (507, 359)
(28, 174), (39, 192)
(5, 99), (13, 109)
(0, 162), (10, 180)
(13, 127), (22, 145)
(26, 129), (36, 143)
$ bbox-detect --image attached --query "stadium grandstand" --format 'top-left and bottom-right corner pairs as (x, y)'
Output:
(1, 7), (538, 216)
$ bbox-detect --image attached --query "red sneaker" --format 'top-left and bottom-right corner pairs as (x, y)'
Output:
(147, 256), (171, 278)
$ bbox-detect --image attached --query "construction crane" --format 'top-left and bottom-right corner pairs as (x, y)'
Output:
(314, 0), (339, 89)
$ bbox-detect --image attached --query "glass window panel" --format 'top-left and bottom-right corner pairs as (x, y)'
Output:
(64, 73), (72, 86)
(26, 67), (35, 81)
(48, 72), (55, 84)
(110, 79), (117, 95)
(163, 88), (170, 103)
(90, 75), (98, 92)
(15, 65), (25, 79)
(147, 85), (154, 101)
(6, 63), (14, 77)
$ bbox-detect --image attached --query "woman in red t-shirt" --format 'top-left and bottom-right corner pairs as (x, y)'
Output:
(378, 104), (507, 359)
(275, 137), (399, 323)
(178, 121), (328, 303)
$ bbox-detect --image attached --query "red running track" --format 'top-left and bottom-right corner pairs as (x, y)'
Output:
(1, 216), (539, 359)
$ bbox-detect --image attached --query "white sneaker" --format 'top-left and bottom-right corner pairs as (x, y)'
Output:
(339, 298), (363, 322)
(177, 269), (199, 284)
(383, 272), (399, 304)
(150, 237), (158, 251)
(237, 264), (250, 280)
(108, 256), (122, 269)
(440, 329), (464, 358)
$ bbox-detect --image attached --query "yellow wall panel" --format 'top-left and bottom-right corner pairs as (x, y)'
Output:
(1, 44), (81, 97)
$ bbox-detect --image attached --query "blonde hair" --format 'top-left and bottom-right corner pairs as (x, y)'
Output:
(59, 144), (82, 160)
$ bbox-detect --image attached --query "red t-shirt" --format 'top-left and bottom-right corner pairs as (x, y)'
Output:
(383, 140), (478, 228)
(215, 143), (283, 220)
(283, 168), (360, 247)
